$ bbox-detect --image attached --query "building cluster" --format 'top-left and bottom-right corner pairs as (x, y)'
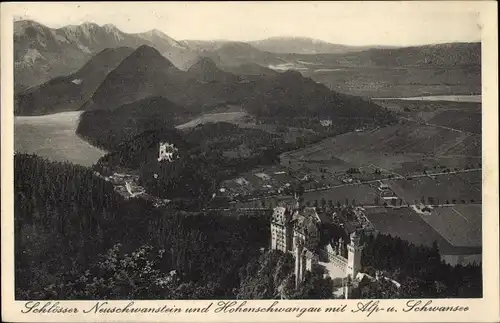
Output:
(270, 194), (398, 298)
(270, 194), (365, 297)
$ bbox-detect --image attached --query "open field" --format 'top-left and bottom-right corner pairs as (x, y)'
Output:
(304, 67), (481, 98)
(365, 207), (481, 259)
(376, 99), (481, 134)
(417, 205), (482, 248)
(302, 184), (379, 206)
(282, 122), (481, 173)
(385, 170), (482, 204)
(176, 111), (250, 129)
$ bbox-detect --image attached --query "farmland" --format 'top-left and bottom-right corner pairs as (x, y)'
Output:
(281, 121), (481, 174)
(304, 67), (481, 98)
(385, 170), (482, 205)
(417, 205), (482, 248)
(376, 99), (481, 134)
(364, 207), (481, 263)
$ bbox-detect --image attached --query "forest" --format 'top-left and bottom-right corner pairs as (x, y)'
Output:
(359, 233), (482, 298)
(15, 153), (270, 299)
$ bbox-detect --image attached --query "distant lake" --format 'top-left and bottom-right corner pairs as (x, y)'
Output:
(372, 95), (481, 103)
(15, 111), (106, 167)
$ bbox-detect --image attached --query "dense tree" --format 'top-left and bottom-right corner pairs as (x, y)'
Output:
(15, 154), (270, 299)
(361, 233), (481, 298)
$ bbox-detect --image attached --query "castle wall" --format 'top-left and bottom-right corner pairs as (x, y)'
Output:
(329, 254), (348, 273)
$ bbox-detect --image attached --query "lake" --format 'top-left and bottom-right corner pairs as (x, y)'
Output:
(372, 95), (481, 103)
(15, 111), (106, 167)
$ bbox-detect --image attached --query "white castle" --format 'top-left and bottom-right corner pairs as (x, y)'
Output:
(270, 194), (365, 297)
(158, 142), (178, 162)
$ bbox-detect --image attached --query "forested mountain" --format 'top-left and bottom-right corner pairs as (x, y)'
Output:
(242, 70), (396, 129)
(199, 41), (285, 67)
(15, 47), (135, 115)
(187, 57), (240, 83)
(76, 96), (191, 151)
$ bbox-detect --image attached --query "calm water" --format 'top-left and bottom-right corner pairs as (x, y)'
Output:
(372, 95), (481, 103)
(15, 111), (106, 167)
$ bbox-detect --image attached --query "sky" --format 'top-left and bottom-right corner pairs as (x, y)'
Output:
(8, 2), (483, 46)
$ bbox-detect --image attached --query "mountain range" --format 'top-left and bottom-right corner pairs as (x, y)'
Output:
(15, 19), (481, 96)
(247, 37), (396, 54)
(15, 47), (135, 115)
(14, 20), (196, 93)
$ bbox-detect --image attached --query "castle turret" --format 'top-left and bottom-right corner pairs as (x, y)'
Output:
(346, 231), (364, 278)
(294, 237), (304, 288)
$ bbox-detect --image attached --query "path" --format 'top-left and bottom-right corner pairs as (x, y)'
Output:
(225, 168), (481, 204)
(399, 116), (479, 135)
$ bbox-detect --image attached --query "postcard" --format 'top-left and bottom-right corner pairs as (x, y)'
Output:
(1, 1), (498, 322)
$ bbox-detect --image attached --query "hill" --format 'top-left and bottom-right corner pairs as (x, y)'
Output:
(134, 29), (197, 69)
(14, 20), (196, 92)
(14, 47), (135, 115)
(315, 42), (481, 69)
(94, 127), (189, 171)
(243, 70), (396, 130)
(187, 57), (240, 83)
(248, 36), (375, 54)
(201, 42), (284, 67)
(77, 96), (190, 151)
(82, 45), (190, 111)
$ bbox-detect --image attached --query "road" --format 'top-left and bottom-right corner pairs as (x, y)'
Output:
(226, 168), (481, 204)
(204, 203), (474, 212)
(400, 116), (479, 135)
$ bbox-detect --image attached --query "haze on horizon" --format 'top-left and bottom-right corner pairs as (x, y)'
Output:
(9, 2), (482, 46)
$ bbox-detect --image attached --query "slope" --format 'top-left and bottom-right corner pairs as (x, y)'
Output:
(14, 20), (197, 92)
(15, 47), (135, 115)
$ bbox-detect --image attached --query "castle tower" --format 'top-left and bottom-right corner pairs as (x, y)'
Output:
(294, 237), (304, 288)
(294, 191), (301, 209)
(271, 206), (292, 252)
(346, 231), (364, 278)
